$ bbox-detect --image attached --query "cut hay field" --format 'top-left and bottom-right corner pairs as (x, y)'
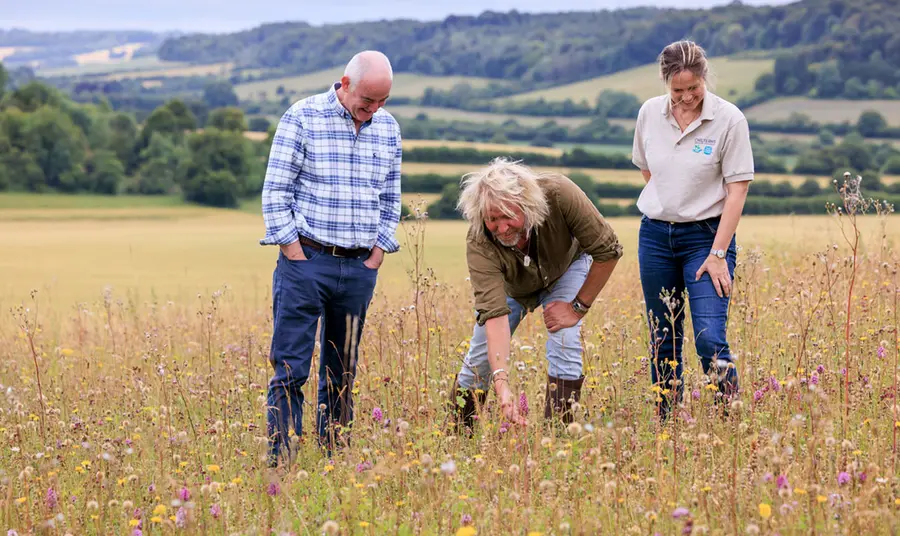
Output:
(236, 70), (510, 102)
(400, 161), (898, 188)
(36, 56), (181, 77)
(1, 199), (898, 535)
(386, 105), (593, 128)
(102, 62), (235, 81)
(73, 43), (147, 65)
(499, 57), (774, 104)
(744, 98), (900, 126)
(403, 139), (565, 156)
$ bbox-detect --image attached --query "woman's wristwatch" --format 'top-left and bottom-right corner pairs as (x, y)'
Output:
(710, 248), (726, 259)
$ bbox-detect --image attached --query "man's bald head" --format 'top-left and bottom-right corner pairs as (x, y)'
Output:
(338, 50), (393, 126)
(343, 50), (393, 92)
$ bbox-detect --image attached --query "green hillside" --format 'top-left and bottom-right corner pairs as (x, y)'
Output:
(500, 57), (774, 104)
(235, 69), (509, 102)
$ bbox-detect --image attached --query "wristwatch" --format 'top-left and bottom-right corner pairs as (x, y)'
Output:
(571, 297), (590, 316)
(710, 248), (726, 259)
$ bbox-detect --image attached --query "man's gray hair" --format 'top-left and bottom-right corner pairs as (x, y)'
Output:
(344, 51), (393, 91)
(456, 157), (551, 240)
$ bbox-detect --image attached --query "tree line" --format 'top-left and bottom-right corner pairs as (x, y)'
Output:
(152, 0), (900, 104)
(0, 71), (266, 208)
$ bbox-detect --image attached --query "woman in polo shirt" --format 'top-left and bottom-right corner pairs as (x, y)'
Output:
(631, 40), (753, 421)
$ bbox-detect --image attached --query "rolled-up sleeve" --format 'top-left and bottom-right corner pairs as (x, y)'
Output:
(466, 238), (510, 326)
(375, 122), (402, 253)
(558, 177), (624, 263)
(259, 107), (307, 246)
(721, 117), (754, 184)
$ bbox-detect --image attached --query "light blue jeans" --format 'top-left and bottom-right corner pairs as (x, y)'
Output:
(457, 253), (591, 389)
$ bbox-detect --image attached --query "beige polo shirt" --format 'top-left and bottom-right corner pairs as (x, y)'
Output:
(631, 90), (754, 222)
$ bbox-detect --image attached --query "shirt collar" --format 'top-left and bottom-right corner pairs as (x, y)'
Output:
(327, 82), (353, 120)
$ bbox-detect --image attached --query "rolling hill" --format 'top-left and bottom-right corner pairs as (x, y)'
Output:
(235, 69), (509, 102)
(744, 97), (900, 126)
(499, 57), (774, 104)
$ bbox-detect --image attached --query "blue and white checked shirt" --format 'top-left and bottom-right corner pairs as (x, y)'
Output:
(259, 82), (402, 253)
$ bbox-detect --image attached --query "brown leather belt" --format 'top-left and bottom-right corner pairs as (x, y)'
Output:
(298, 235), (370, 258)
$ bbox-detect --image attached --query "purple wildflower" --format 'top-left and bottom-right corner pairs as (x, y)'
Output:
(810, 373), (819, 385)
(45, 487), (58, 509)
(762, 472), (773, 483)
(356, 460), (373, 473)
(877, 345), (886, 359)
(178, 487), (191, 502)
(499, 421), (510, 434)
(769, 376), (781, 392)
(519, 392), (529, 416)
(210, 503), (222, 519)
(175, 507), (186, 528)
(461, 513), (473, 525)
(132, 530), (142, 536)
(148, 484), (155, 494)
(816, 364), (825, 374)
(691, 389), (701, 400)
(857, 472), (867, 483)
(753, 390), (764, 402)
(9, 531), (20, 536)
(837, 471), (851, 485)
(776, 474), (789, 489)
(672, 507), (690, 519)
(372, 407), (383, 423)
(266, 482), (280, 496)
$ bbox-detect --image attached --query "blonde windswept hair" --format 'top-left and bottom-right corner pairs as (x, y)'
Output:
(456, 157), (551, 240)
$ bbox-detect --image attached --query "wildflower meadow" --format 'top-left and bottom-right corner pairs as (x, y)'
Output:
(1, 179), (899, 535)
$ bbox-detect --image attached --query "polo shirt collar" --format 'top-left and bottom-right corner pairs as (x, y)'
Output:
(662, 89), (717, 121)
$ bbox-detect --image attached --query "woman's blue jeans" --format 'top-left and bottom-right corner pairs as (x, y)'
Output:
(637, 215), (739, 412)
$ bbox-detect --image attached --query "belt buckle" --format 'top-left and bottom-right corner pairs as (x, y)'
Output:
(329, 245), (347, 258)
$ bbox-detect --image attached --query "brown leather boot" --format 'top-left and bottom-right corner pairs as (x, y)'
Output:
(544, 374), (585, 424)
(447, 375), (488, 435)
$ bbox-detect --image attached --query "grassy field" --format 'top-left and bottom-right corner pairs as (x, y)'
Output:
(73, 43), (147, 65)
(236, 70), (509, 102)
(757, 132), (900, 148)
(385, 105), (593, 128)
(36, 56), (182, 77)
(102, 62), (235, 81)
(744, 98), (900, 126)
(399, 161), (900, 187)
(1, 200), (898, 534)
(499, 57), (774, 104)
(403, 139), (565, 156)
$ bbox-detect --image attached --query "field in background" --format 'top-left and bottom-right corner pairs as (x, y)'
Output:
(73, 43), (147, 65)
(386, 105), (593, 127)
(2, 200), (895, 306)
(37, 56), (183, 77)
(399, 161), (900, 187)
(499, 57), (774, 104)
(235, 70), (509, 101)
(744, 97), (900, 125)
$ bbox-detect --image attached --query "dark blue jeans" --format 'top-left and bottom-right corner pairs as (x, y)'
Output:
(637, 215), (738, 411)
(266, 243), (378, 463)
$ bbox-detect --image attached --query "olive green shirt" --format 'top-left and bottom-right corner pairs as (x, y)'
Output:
(465, 174), (624, 325)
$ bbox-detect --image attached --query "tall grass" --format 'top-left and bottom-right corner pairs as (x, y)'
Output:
(1, 202), (899, 534)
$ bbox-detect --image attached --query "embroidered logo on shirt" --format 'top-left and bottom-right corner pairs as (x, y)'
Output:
(703, 146), (713, 155)
(693, 144), (702, 153)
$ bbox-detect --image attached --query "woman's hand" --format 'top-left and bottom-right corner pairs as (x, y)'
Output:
(696, 255), (731, 297)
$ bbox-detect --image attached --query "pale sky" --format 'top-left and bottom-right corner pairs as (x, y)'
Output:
(1, 0), (796, 33)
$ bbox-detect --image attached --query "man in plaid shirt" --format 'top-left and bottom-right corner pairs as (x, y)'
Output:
(259, 50), (402, 466)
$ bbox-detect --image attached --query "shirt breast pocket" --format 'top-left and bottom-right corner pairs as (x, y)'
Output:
(363, 149), (394, 190)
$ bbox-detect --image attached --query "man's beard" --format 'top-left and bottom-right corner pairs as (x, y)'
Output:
(495, 226), (529, 248)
